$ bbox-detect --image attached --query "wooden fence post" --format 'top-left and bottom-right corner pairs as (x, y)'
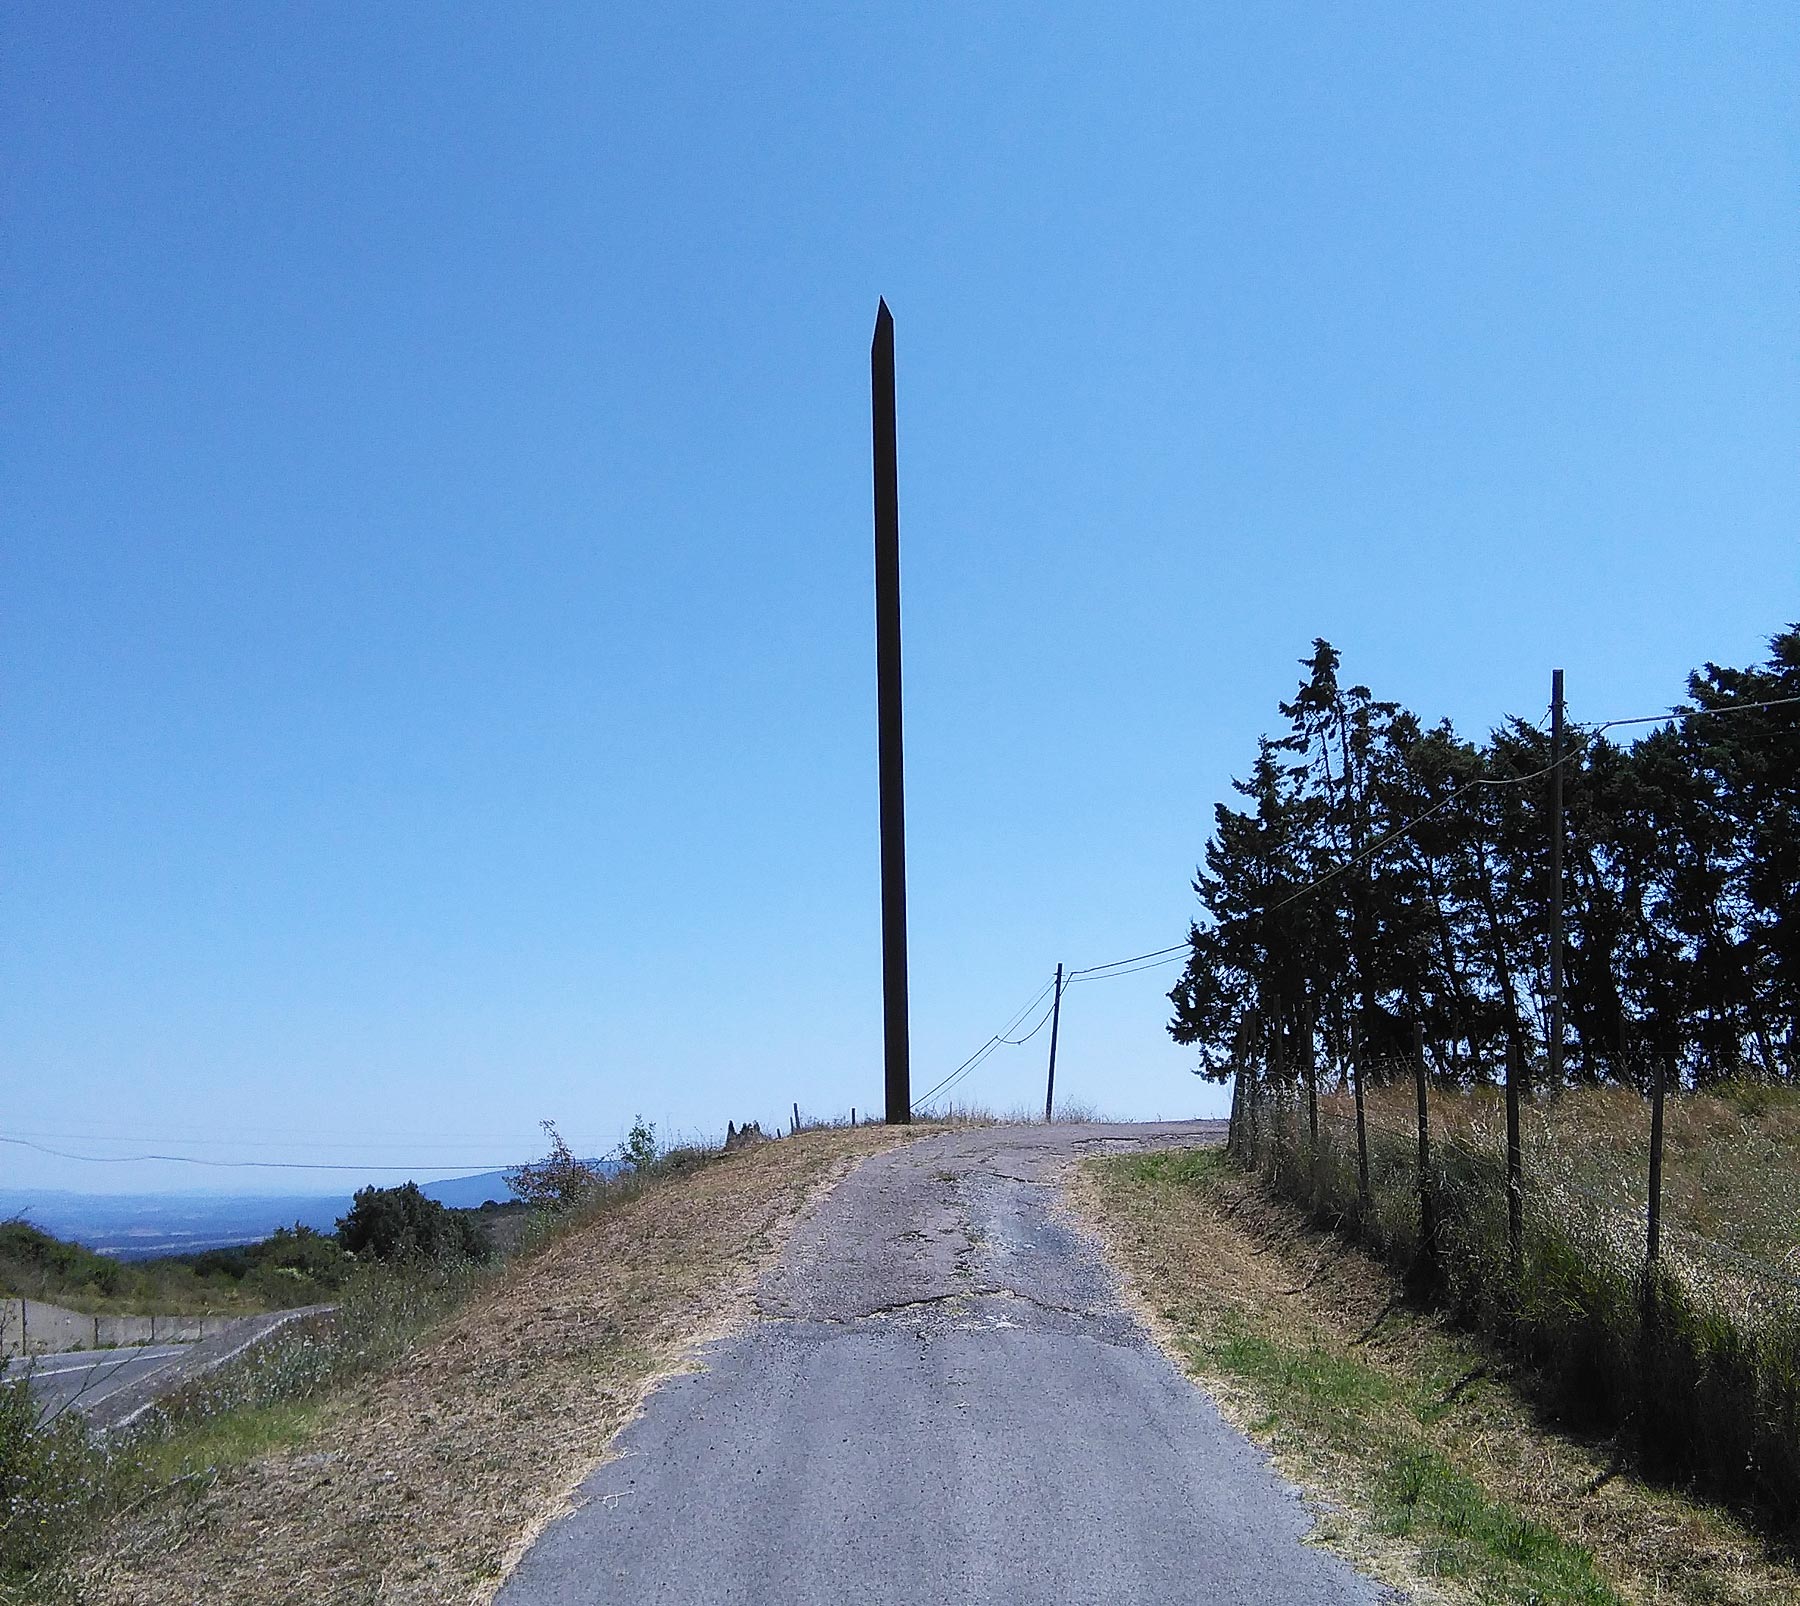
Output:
(1505, 1037), (1524, 1276)
(1646, 1057), (1667, 1266)
(1352, 1023), (1371, 1220)
(1414, 1021), (1436, 1279)
(1228, 1062), (1244, 1157)
(1246, 1060), (1261, 1164)
(1304, 1001), (1320, 1204)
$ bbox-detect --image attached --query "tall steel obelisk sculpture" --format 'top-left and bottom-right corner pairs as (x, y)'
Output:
(871, 299), (911, 1124)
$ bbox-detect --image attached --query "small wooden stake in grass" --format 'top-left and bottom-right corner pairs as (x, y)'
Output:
(1646, 1057), (1666, 1266)
(1414, 1021), (1437, 1279)
(792, 1102), (801, 1136)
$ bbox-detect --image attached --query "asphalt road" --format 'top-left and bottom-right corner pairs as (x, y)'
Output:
(5, 1343), (190, 1420)
(497, 1120), (1389, 1606)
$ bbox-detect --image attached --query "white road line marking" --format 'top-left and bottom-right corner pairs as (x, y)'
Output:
(8, 1347), (188, 1378)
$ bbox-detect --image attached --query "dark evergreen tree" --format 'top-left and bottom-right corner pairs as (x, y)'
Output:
(1170, 627), (1800, 1087)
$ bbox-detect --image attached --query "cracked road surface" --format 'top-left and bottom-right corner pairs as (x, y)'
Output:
(496, 1121), (1387, 1605)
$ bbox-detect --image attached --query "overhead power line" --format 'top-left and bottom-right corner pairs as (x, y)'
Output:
(1067, 943), (1188, 979)
(0, 1133), (517, 1173)
(911, 973), (1058, 1111)
(1069, 953), (1189, 982)
(1587, 692), (1800, 734)
(1001, 996), (1061, 1046)
(5, 1130), (516, 1153)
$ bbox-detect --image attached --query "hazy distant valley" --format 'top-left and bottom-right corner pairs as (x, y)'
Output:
(0, 1169), (542, 1259)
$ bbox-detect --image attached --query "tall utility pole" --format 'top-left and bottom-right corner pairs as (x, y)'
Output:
(1548, 668), (1566, 1088)
(1044, 964), (1064, 1122)
(871, 299), (911, 1124)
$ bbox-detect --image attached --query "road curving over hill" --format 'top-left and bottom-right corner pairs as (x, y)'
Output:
(497, 1120), (1386, 1606)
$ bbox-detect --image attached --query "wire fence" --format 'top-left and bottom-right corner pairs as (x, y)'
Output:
(1234, 1061), (1800, 1296)
(1229, 1055), (1800, 1540)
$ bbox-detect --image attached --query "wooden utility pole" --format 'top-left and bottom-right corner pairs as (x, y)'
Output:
(1548, 668), (1566, 1087)
(871, 300), (911, 1124)
(1044, 964), (1064, 1122)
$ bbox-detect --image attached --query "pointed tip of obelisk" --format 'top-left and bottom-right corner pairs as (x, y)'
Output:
(875, 296), (893, 329)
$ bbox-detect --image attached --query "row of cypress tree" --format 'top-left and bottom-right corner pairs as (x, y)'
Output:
(1167, 626), (1800, 1088)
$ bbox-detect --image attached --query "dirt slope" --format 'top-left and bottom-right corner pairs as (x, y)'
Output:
(79, 1127), (919, 1606)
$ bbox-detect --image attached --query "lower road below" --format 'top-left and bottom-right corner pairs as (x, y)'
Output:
(5, 1345), (190, 1421)
(6, 1304), (334, 1430)
(498, 1120), (1386, 1605)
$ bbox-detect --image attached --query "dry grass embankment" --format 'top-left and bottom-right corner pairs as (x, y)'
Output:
(71, 1125), (919, 1606)
(1073, 1145), (1800, 1606)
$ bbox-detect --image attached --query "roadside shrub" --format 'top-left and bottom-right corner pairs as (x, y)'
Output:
(0, 1252), (491, 1598)
(0, 1222), (123, 1303)
(505, 1120), (606, 1211)
(335, 1183), (486, 1265)
(3, 1219), (351, 1318)
(622, 1116), (658, 1173)
(0, 1373), (106, 1589)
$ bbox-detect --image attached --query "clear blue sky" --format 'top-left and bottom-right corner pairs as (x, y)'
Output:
(4, 4), (1795, 1193)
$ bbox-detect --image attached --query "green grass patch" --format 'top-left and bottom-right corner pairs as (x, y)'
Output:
(1189, 1317), (1617, 1604)
(133, 1398), (320, 1487)
(1376, 1446), (1616, 1605)
(1111, 1146), (1229, 1188)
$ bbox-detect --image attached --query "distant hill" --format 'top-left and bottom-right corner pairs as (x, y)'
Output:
(419, 1162), (618, 1210)
(0, 1189), (348, 1259)
(0, 1160), (623, 1260)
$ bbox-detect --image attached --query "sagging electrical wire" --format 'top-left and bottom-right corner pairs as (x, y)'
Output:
(910, 973), (1059, 1111)
(0, 1133), (518, 1172)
